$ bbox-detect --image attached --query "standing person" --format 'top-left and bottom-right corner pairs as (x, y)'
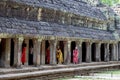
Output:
(29, 45), (33, 65)
(46, 47), (50, 64)
(56, 46), (63, 64)
(73, 47), (79, 64)
(21, 42), (27, 65)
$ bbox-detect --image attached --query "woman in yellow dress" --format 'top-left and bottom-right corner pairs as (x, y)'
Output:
(56, 47), (63, 64)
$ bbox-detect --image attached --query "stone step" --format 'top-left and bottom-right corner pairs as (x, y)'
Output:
(0, 62), (120, 80)
(0, 61), (119, 75)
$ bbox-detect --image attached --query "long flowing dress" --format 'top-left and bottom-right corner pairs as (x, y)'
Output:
(73, 49), (79, 64)
(21, 47), (26, 64)
(57, 49), (63, 64)
(46, 48), (50, 64)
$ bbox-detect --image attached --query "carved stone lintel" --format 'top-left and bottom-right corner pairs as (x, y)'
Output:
(76, 40), (82, 47)
(18, 37), (24, 43)
(38, 38), (42, 42)
(67, 41), (71, 48)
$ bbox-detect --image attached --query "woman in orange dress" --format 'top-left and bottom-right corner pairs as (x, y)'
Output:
(56, 47), (63, 64)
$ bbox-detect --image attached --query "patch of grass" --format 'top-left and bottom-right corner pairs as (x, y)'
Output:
(58, 77), (110, 80)
(99, 70), (120, 74)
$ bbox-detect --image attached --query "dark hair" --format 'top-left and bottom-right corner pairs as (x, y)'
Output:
(22, 43), (26, 47)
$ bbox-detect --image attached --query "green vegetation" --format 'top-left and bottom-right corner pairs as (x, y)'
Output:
(58, 70), (120, 80)
(59, 77), (110, 80)
(101, 0), (120, 6)
(99, 70), (120, 74)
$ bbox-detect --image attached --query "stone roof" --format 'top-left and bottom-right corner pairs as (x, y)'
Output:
(0, 17), (115, 40)
(9, 0), (107, 21)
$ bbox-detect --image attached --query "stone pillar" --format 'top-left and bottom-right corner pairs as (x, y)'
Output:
(95, 43), (101, 62)
(104, 43), (109, 62)
(86, 42), (92, 63)
(111, 43), (119, 61)
(4, 38), (11, 67)
(41, 40), (45, 65)
(111, 43), (116, 61)
(64, 41), (72, 64)
(67, 41), (71, 64)
(64, 41), (68, 64)
(50, 40), (57, 64)
(116, 43), (119, 61)
(33, 39), (36, 65)
(14, 38), (24, 67)
(118, 42), (120, 61)
(76, 41), (82, 63)
(33, 39), (42, 66)
(24, 39), (29, 66)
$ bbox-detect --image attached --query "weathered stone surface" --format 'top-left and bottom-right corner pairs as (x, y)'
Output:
(0, 17), (115, 40)
(0, 62), (120, 80)
(8, 0), (106, 21)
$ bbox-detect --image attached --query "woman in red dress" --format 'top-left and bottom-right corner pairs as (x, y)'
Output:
(46, 47), (50, 64)
(21, 43), (27, 65)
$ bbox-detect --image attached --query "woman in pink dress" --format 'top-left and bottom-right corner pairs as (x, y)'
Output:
(73, 47), (79, 64)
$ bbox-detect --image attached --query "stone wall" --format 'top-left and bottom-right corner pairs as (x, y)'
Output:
(0, 1), (107, 30)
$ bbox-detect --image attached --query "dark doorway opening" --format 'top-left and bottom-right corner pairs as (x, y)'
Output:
(59, 41), (64, 62)
(10, 39), (14, 66)
(71, 41), (76, 63)
(45, 40), (50, 64)
(82, 42), (86, 62)
(118, 42), (120, 61)
(101, 44), (105, 61)
(0, 39), (6, 67)
(109, 44), (112, 61)
(91, 43), (96, 62)
(28, 39), (33, 65)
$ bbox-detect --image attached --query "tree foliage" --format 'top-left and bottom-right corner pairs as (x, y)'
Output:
(101, 0), (120, 6)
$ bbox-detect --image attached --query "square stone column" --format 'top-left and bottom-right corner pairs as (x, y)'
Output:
(33, 39), (42, 66)
(111, 43), (117, 61)
(50, 40), (57, 64)
(24, 39), (29, 66)
(41, 40), (45, 65)
(14, 38), (24, 67)
(64, 41), (71, 64)
(104, 43), (109, 62)
(86, 42), (92, 63)
(115, 43), (119, 61)
(111, 43), (119, 61)
(67, 41), (71, 64)
(64, 41), (68, 64)
(4, 38), (11, 67)
(118, 43), (120, 60)
(76, 41), (82, 63)
(95, 43), (101, 62)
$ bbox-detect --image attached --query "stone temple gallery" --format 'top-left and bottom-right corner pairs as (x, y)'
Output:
(0, 0), (120, 72)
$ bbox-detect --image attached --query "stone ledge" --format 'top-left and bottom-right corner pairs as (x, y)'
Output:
(0, 62), (120, 80)
(0, 61), (119, 74)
